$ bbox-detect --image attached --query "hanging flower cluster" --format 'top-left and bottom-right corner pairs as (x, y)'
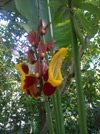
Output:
(15, 20), (67, 98)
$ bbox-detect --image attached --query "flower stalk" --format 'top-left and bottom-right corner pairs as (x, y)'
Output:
(55, 88), (65, 134)
(67, 0), (87, 134)
(52, 94), (60, 134)
(44, 96), (55, 134)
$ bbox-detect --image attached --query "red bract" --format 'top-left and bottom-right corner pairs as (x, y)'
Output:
(39, 41), (47, 58)
(39, 19), (51, 35)
(27, 49), (36, 64)
(42, 59), (48, 74)
(43, 69), (48, 82)
(42, 59), (48, 81)
(47, 40), (55, 51)
(33, 61), (42, 77)
(27, 29), (38, 47)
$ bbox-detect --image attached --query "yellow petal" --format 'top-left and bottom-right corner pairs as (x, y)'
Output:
(21, 78), (27, 93)
(48, 48), (67, 87)
(15, 62), (29, 76)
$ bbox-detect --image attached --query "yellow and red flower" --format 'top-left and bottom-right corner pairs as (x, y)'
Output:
(15, 62), (40, 98)
(43, 48), (67, 96)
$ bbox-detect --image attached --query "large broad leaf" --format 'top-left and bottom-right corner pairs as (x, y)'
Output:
(15, 0), (38, 30)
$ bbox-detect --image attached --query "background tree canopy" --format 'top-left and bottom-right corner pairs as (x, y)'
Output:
(0, 0), (100, 134)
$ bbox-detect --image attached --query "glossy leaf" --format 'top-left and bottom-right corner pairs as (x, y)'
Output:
(15, 0), (38, 30)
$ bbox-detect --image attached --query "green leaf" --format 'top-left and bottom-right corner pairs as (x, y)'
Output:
(80, 3), (100, 18)
(72, 0), (85, 8)
(53, 23), (71, 48)
(18, 23), (33, 32)
(48, 1), (63, 7)
(89, 1), (100, 9)
(53, 5), (69, 24)
(73, 17), (85, 48)
(76, 13), (98, 37)
(15, 0), (38, 29)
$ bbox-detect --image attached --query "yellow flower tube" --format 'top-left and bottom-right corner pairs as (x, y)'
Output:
(48, 48), (67, 87)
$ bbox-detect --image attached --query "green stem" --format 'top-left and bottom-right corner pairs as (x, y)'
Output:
(44, 96), (55, 134)
(56, 88), (65, 134)
(47, 0), (53, 39)
(52, 94), (60, 134)
(67, 0), (87, 134)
